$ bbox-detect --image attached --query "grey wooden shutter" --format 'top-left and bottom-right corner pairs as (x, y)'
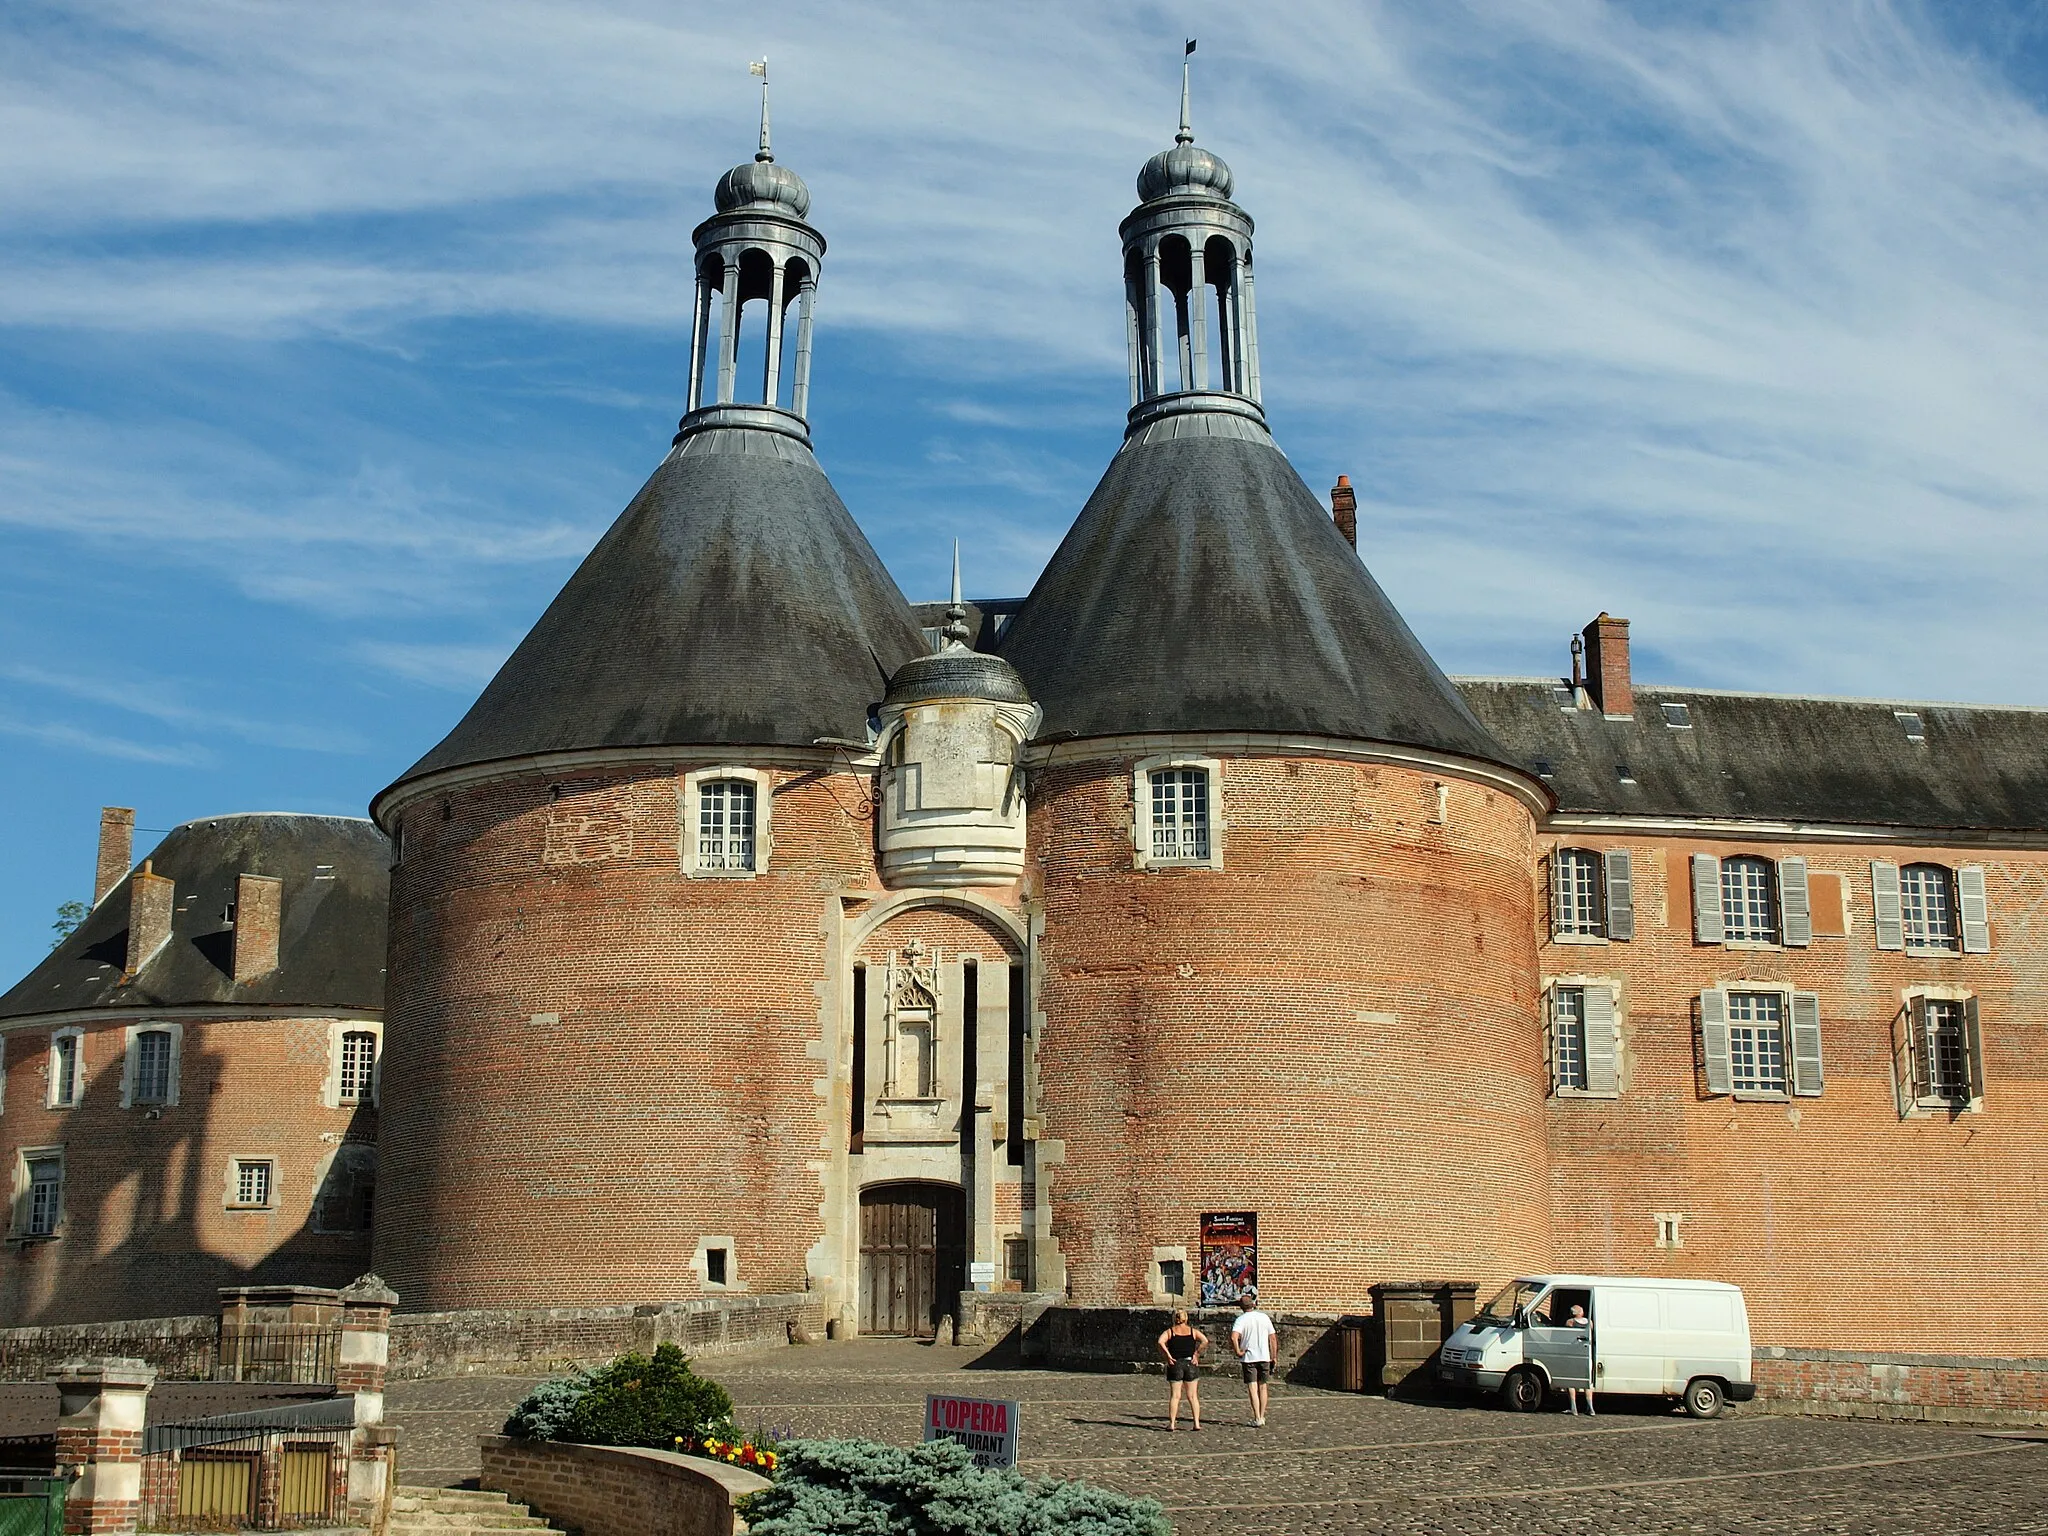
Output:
(1603, 850), (1635, 942)
(1583, 985), (1619, 1096)
(1957, 866), (1990, 954)
(1964, 997), (1986, 1103)
(1548, 854), (1566, 940)
(1890, 1012), (1915, 1118)
(1789, 991), (1824, 1096)
(1908, 997), (1931, 1101)
(1691, 855), (1724, 944)
(1778, 858), (1812, 947)
(1700, 989), (1731, 1095)
(1871, 861), (1904, 950)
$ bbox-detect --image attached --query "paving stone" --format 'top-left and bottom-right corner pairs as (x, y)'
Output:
(384, 1340), (2048, 1534)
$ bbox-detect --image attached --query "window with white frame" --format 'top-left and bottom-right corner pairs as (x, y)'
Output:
(339, 1031), (378, 1105)
(232, 1159), (274, 1208)
(697, 779), (758, 871)
(1149, 768), (1210, 862)
(131, 1029), (174, 1105)
(1725, 991), (1786, 1094)
(48, 1031), (83, 1108)
(1553, 850), (1603, 937)
(1900, 865), (1959, 953)
(23, 1153), (62, 1238)
(1553, 985), (1588, 1089)
(1721, 857), (1777, 943)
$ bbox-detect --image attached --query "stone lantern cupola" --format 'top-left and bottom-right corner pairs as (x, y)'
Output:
(1121, 41), (1264, 438)
(876, 550), (1040, 888)
(683, 61), (825, 445)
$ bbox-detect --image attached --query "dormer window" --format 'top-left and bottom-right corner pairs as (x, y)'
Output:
(681, 769), (774, 878)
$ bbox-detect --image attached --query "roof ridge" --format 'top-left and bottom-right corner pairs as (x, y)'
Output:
(1453, 677), (2048, 715)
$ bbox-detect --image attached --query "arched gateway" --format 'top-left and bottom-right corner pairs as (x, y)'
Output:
(859, 1182), (966, 1337)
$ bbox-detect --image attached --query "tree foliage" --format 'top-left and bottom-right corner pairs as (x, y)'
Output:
(739, 1438), (1172, 1536)
(50, 900), (87, 951)
(501, 1344), (733, 1450)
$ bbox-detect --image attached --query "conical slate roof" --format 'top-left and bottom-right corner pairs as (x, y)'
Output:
(394, 427), (928, 785)
(997, 422), (1512, 766)
(0, 814), (388, 1021)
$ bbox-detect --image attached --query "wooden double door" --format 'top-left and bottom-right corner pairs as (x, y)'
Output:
(859, 1183), (966, 1337)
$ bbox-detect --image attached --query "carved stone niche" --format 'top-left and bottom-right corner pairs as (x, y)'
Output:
(865, 940), (956, 1147)
(875, 648), (1039, 889)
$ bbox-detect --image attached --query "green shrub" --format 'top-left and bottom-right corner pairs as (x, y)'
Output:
(502, 1368), (596, 1441)
(565, 1343), (734, 1450)
(501, 1344), (733, 1450)
(739, 1437), (1172, 1536)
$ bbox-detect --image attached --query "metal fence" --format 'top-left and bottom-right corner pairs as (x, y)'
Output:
(140, 1412), (354, 1534)
(0, 1471), (67, 1536)
(213, 1326), (340, 1386)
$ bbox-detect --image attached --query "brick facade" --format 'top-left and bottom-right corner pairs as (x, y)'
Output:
(0, 1015), (376, 1326)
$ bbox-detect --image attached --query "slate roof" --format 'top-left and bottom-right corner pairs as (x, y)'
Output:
(1458, 680), (2048, 832)
(1, 815), (389, 1023)
(995, 428), (1512, 766)
(392, 426), (928, 788)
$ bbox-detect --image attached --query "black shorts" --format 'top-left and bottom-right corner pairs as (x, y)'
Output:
(1241, 1361), (1271, 1385)
(1166, 1359), (1199, 1383)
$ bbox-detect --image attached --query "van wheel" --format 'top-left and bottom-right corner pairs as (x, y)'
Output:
(1501, 1368), (1545, 1413)
(1683, 1378), (1726, 1419)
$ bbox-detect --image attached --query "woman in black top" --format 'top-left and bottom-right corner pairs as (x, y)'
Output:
(1156, 1309), (1208, 1430)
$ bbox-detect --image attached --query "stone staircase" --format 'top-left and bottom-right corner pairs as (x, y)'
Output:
(389, 1485), (561, 1536)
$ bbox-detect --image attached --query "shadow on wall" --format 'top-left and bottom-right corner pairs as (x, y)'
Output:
(1, 1034), (374, 1327)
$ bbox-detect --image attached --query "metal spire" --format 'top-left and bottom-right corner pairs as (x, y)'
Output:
(942, 540), (971, 649)
(750, 57), (773, 162)
(1177, 38), (1196, 145)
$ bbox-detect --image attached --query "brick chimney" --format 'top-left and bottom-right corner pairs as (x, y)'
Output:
(125, 860), (175, 976)
(232, 874), (283, 984)
(1329, 474), (1358, 551)
(95, 808), (135, 906)
(1582, 613), (1633, 718)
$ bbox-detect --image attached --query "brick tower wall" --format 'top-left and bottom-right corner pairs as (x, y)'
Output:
(1030, 753), (1547, 1311)
(376, 760), (882, 1312)
(1538, 833), (2048, 1356)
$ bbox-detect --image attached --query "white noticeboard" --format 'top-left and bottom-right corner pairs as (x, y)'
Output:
(924, 1393), (1020, 1470)
(969, 1261), (997, 1284)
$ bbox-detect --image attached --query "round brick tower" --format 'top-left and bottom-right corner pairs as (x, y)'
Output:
(370, 103), (928, 1311)
(996, 70), (1552, 1310)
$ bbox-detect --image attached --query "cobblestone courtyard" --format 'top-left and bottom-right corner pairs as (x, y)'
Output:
(387, 1339), (2047, 1535)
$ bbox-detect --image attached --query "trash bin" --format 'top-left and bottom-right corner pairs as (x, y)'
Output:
(1338, 1323), (1368, 1393)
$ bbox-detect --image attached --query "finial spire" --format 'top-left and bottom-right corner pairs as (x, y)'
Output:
(1177, 38), (1196, 145)
(942, 540), (971, 649)
(750, 57), (773, 162)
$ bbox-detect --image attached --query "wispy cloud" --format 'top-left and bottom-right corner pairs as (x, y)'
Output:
(1, 663), (370, 753)
(0, 708), (214, 767)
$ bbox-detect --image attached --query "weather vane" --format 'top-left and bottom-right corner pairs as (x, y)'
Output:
(749, 57), (771, 161)
(1179, 38), (1197, 144)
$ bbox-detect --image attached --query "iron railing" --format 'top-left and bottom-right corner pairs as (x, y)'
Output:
(213, 1326), (340, 1386)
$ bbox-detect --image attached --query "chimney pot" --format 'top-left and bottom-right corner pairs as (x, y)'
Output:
(1582, 613), (1634, 718)
(126, 860), (176, 976)
(1329, 474), (1358, 552)
(231, 874), (284, 984)
(95, 807), (136, 906)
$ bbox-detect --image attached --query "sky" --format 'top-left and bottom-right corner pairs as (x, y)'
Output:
(4, 0), (2047, 981)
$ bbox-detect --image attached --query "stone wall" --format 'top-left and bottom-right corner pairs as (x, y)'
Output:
(1753, 1347), (2048, 1427)
(387, 1294), (825, 1379)
(479, 1436), (768, 1536)
(0, 1315), (214, 1382)
(1012, 1303), (1363, 1388)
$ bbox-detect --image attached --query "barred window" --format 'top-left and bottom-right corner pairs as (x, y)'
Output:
(234, 1160), (273, 1208)
(1149, 769), (1210, 862)
(1900, 865), (1958, 953)
(1922, 1000), (1970, 1099)
(698, 780), (758, 872)
(1721, 857), (1777, 943)
(133, 1030), (173, 1105)
(1553, 985), (1588, 1090)
(50, 1033), (82, 1108)
(1554, 850), (1603, 936)
(25, 1156), (62, 1238)
(1727, 991), (1786, 1094)
(339, 1032), (378, 1105)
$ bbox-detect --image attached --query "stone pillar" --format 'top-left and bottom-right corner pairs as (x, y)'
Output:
(52, 1357), (155, 1535)
(338, 1275), (399, 1527)
(1369, 1281), (1478, 1396)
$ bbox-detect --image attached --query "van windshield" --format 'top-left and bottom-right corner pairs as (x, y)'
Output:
(1476, 1281), (1546, 1325)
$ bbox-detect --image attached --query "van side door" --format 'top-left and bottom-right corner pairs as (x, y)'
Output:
(1522, 1287), (1591, 1390)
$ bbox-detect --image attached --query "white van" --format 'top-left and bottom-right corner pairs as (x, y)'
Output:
(1437, 1274), (1755, 1418)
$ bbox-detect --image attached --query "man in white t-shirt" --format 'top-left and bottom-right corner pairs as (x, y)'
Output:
(1230, 1293), (1277, 1426)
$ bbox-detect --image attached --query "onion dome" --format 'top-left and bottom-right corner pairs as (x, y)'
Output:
(714, 153), (811, 218)
(1137, 139), (1234, 203)
(886, 574), (1032, 709)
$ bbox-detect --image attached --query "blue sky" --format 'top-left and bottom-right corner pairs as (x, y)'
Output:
(5, 0), (2047, 981)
